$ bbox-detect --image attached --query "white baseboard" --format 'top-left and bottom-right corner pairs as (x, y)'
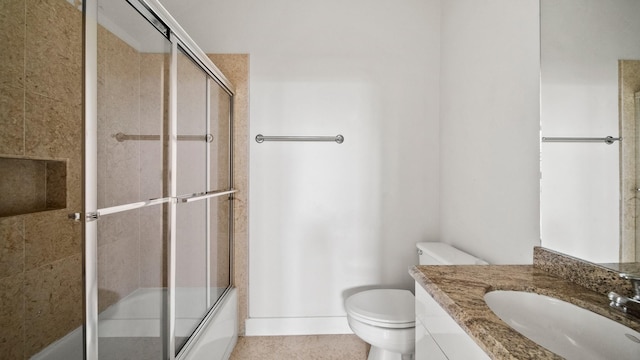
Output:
(245, 316), (353, 336)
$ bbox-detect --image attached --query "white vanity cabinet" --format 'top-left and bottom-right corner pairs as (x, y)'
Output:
(415, 282), (490, 360)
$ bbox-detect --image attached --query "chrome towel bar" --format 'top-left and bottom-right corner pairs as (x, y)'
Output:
(177, 189), (237, 203)
(69, 189), (237, 221)
(541, 136), (621, 145)
(255, 134), (344, 144)
(114, 132), (214, 142)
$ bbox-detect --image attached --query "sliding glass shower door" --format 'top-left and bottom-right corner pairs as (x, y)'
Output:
(93, 3), (171, 359)
(174, 49), (233, 354)
(85, 1), (235, 359)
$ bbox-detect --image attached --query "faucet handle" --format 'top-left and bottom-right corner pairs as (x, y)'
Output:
(620, 273), (640, 300)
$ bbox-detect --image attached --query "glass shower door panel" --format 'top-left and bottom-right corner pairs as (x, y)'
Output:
(96, 1), (170, 209)
(96, 205), (167, 360)
(175, 199), (208, 353)
(209, 196), (231, 304)
(176, 50), (207, 197)
(209, 81), (232, 191)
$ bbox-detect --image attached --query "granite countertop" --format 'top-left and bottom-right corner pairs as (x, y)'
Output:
(410, 264), (640, 360)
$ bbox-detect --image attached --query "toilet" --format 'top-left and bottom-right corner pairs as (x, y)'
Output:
(345, 242), (488, 360)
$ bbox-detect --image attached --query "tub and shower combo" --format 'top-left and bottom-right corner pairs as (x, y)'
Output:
(33, 0), (239, 358)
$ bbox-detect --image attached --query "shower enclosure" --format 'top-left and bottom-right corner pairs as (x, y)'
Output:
(0, 0), (238, 358)
(84, 0), (236, 359)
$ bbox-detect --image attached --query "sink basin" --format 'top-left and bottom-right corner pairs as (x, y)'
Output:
(484, 291), (640, 360)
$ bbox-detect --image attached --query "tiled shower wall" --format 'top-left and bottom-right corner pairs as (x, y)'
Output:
(208, 54), (250, 335)
(0, 0), (83, 358)
(0, 0), (167, 355)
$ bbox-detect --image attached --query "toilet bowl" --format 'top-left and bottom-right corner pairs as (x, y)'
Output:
(345, 289), (415, 360)
(345, 242), (487, 360)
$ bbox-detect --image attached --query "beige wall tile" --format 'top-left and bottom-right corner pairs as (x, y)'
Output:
(104, 141), (142, 206)
(139, 53), (167, 134)
(139, 53), (167, 202)
(97, 207), (140, 249)
(99, 29), (142, 208)
(0, 217), (25, 278)
(24, 254), (82, 357)
(0, 0), (26, 89)
(45, 160), (67, 210)
(0, 85), (25, 155)
(97, 25), (109, 84)
(0, 273), (25, 359)
(0, 158), (47, 217)
(139, 205), (165, 287)
(0, 0), (83, 356)
(102, 28), (140, 136)
(99, 217), (141, 307)
(25, 0), (81, 104)
(97, 243), (116, 313)
(0, 157), (69, 217)
(64, 157), (82, 212)
(24, 91), (82, 159)
(619, 60), (640, 262)
(24, 210), (81, 271)
(208, 54), (250, 334)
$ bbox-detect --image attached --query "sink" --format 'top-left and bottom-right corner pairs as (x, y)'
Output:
(484, 290), (640, 360)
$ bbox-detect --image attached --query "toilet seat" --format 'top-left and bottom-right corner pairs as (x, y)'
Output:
(345, 289), (415, 329)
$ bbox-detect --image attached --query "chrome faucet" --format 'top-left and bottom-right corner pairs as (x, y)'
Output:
(608, 273), (640, 319)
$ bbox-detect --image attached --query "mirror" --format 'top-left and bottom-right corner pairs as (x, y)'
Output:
(540, 0), (640, 264)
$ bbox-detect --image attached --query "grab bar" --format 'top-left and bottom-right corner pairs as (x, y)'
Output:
(177, 189), (237, 203)
(255, 134), (344, 144)
(541, 136), (621, 145)
(114, 132), (214, 142)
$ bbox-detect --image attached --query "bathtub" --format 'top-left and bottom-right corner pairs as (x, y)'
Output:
(32, 287), (237, 360)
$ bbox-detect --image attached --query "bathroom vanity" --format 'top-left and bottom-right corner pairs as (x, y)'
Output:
(410, 247), (640, 359)
(414, 283), (489, 359)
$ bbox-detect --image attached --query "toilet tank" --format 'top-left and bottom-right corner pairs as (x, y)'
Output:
(416, 242), (488, 265)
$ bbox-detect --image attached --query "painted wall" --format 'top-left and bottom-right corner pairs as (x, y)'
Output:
(160, 0), (541, 334)
(160, 0), (442, 334)
(438, 0), (541, 264)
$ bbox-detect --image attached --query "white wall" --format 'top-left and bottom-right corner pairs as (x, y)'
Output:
(540, 0), (640, 263)
(159, 0), (442, 334)
(159, 0), (543, 335)
(439, 0), (541, 264)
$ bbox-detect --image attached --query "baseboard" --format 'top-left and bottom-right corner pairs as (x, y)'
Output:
(244, 316), (353, 336)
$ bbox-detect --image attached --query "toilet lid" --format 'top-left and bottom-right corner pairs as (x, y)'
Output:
(345, 289), (415, 328)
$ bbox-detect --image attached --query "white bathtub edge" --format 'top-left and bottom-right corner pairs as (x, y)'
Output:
(180, 287), (238, 360)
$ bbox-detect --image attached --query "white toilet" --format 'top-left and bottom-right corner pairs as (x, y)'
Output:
(345, 242), (488, 360)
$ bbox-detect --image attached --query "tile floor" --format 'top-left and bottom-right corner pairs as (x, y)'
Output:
(229, 335), (369, 359)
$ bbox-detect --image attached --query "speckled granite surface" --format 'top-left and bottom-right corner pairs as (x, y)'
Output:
(533, 247), (635, 297)
(410, 253), (640, 360)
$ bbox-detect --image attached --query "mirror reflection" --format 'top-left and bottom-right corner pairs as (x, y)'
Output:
(540, 0), (640, 264)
